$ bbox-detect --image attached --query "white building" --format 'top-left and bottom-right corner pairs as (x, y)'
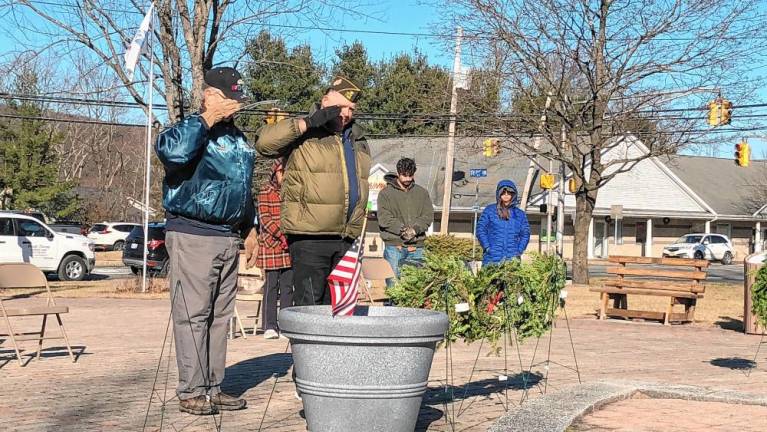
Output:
(364, 136), (767, 260)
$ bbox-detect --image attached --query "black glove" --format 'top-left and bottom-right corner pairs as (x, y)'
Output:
(304, 106), (342, 129)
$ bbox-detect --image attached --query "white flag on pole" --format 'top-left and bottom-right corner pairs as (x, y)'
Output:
(124, 3), (155, 83)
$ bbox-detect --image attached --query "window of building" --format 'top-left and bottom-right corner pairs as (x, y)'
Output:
(715, 223), (731, 239)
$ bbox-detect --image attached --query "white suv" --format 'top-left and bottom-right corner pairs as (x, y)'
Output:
(662, 233), (735, 265)
(87, 222), (141, 251)
(0, 212), (96, 281)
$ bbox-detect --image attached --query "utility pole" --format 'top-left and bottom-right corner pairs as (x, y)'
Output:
(557, 125), (566, 257)
(546, 157), (554, 253)
(440, 26), (463, 234)
(519, 94), (552, 212)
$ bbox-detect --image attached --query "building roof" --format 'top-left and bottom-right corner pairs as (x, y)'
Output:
(367, 137), (540, 210)
(367, 136), (767, 220)
(664, 155), (767, 217)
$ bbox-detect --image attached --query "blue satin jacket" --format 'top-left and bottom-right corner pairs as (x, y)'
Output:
(155, 115), (255, 231)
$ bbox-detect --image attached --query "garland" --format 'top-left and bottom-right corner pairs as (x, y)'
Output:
(386, 252), (566, 350)
(751, 264), (767, 327)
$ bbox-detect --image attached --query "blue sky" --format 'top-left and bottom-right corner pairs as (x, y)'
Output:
(1, 0), (764, 158)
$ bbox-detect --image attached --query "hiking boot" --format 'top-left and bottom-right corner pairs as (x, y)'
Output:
(179, 396), (219, 416)
(210, 392), (247, 411)
(264, 329), (279, 339)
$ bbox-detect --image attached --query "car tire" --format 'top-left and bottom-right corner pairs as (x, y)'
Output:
(721, 251), (733, 265)
(131, 266), (141, 275)
(693, 250), (704, 260)
(113, 240), (125, 251)
(58, 255), (87, 281)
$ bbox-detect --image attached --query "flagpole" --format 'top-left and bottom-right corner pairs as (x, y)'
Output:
(141, 8), (155, 293)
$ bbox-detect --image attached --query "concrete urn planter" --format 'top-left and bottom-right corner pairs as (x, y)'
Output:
(279, 305), (448, 432)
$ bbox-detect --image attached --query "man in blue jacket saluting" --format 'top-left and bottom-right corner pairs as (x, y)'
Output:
(155, 67), (255, 416)
(477, 179), (531, 265)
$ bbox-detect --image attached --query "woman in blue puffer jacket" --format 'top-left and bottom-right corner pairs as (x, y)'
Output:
(477, 179), (531, 265)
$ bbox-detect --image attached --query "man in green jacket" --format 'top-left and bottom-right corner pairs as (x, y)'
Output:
(377, 157), (433, 286)
(255, 77), (371, 306)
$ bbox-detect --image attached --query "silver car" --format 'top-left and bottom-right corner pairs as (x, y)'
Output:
(662, 233), (734, 265)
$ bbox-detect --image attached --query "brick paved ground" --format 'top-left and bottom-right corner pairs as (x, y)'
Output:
(570, 397), (767, 431)
(1, 297), (767, 431)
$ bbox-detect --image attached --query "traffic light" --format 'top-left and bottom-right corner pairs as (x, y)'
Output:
(539, 173), (556, 190)
(483, 138), (500, 157)
(708, 97), (733, 127)
(265, 108), (286, 125)
(735, 141), (750, 167)
(483, 139), (493, 157)
(568, 178), (577, 193)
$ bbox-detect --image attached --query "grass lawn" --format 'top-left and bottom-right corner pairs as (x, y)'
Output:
(12, 275), (748, 330)
(565, 279), (745, 330)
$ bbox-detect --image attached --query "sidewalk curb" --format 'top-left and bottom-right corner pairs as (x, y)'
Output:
(488, 380), (767, 432)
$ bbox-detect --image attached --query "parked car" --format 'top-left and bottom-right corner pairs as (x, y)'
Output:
(87, 222), (141, 251)
(49, 220), (89, 236)
(122, 223), (168, 276)
(0, 212), (96, 281)
(662, 233), (735, 264)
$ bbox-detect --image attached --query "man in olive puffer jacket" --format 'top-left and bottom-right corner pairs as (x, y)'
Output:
(255, 77), (371, 306)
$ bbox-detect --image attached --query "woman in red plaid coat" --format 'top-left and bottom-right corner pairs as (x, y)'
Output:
(257, 159), (293, 339)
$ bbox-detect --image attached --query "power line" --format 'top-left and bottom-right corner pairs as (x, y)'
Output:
(5, 92), (767, 126)
(3, 112), (767, 139)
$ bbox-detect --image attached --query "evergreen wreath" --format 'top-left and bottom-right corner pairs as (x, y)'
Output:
(387, 251), (567, 351)
(751, 264), (767, 328)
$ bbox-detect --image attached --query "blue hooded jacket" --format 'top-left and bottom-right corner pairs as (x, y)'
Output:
(476, 179), (531, 265)
(155, 115), (255, 232)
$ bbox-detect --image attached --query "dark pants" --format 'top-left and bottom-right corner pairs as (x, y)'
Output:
(288, 236), (352, 306)
(262, 268), (294, 331)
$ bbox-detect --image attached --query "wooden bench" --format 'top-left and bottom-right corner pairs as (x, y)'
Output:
(590, 256), (709, 325)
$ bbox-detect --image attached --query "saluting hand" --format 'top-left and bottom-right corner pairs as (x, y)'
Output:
(201, 90), (241, 127)
(303, 106), (342, 130)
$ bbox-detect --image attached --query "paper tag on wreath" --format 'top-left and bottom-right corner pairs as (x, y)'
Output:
(454, 302), (470, 313)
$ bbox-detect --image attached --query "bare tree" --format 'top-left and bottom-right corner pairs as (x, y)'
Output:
(3, 0), (372, 122)
(438, 0), (765, 283)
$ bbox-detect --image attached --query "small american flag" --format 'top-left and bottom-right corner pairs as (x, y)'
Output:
(327, 237), (364, 316)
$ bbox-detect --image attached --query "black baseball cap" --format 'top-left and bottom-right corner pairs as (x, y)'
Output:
(203, 67), (248, 102)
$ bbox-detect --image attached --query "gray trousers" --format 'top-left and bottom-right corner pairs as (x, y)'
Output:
(166, 231), (241, 400)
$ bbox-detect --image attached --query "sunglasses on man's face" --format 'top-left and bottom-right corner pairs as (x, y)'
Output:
(500, 189), (515, 196)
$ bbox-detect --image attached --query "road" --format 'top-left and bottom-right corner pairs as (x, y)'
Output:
(577, 262), (744, 283)
(90, 266), (134, 280)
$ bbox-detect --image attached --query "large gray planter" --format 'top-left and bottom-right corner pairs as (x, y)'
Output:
(279, 305), (448, 432)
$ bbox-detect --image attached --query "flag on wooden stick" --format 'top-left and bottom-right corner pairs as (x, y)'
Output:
(327, 236), (364, 316)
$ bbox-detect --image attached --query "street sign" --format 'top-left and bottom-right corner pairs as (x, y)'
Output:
(470, 169), (487, 178)
(610, 204), (623, 220)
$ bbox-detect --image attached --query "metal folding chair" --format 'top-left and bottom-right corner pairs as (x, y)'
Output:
(0, 263), (74, 365)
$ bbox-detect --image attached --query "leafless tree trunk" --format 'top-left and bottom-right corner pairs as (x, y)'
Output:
(438, 0), (765, 283)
